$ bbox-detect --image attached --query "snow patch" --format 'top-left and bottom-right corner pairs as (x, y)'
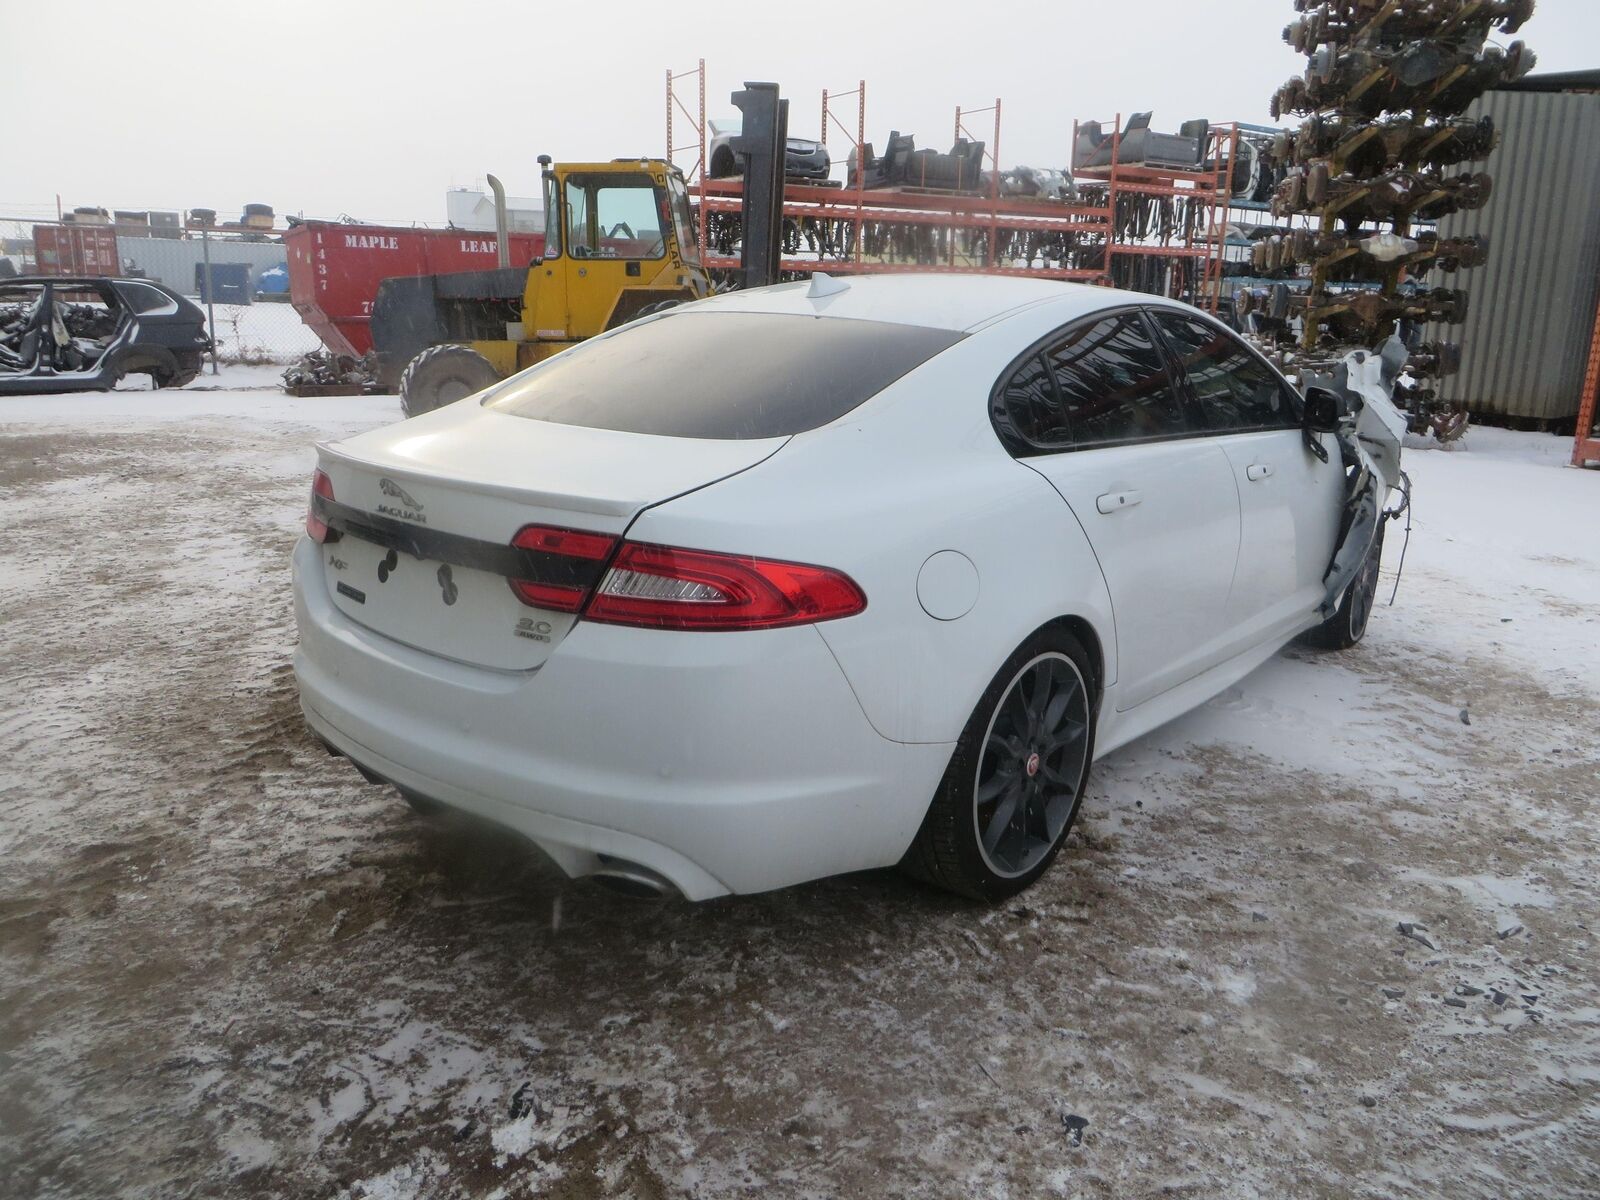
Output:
(491, 1102), (587, 1165)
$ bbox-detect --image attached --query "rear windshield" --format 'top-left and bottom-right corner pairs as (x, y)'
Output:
(482, 311), (963, 439)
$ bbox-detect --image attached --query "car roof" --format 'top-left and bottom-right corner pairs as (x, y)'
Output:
(2, 276), (154, 288)
(688, 273), (1164, 333)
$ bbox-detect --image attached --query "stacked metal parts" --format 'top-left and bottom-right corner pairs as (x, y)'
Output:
(281, 349), (380, 396)
(1240, 0), (1536, 439)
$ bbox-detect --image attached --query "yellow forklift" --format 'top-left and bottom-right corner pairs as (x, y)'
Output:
(374, 156), (712, 415)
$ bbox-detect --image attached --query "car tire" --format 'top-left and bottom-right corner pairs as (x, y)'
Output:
(710, 148), (737, 179)
(904, 628), (1098, 901)
(1306, 521), (1385, 651)
(399, 345), (502, 418)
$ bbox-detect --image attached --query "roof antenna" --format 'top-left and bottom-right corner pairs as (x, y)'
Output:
(807, 271), (851, 299)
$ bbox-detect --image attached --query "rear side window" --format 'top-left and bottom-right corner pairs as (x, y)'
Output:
(990, 351), (1063, 450)
(1152, 311), (1298, 432)
(116, 281), (177, 316)
(483, 311), (963, 439)
(993, 309), (1187, 454)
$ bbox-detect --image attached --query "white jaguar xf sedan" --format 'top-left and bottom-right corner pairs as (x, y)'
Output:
(292, 274), (1396, 901)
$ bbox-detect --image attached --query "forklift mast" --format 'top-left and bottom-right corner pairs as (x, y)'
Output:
(729, 82), (788, 289)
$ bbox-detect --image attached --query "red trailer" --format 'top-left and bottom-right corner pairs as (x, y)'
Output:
(285, 220), (543, 357)
(33, 224), (120, 276)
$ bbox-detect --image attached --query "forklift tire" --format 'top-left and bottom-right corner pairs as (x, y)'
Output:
(399, 345), (502, 418)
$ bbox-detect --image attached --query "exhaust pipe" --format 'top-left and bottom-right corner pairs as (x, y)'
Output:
(590, 855), (678, 899)
(485, 173), (511, 269)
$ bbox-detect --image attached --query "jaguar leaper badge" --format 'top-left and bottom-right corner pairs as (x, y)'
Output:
(377, 477), (426, 524)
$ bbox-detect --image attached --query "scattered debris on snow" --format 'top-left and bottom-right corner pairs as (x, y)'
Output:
(1397, 921), (1439, 950)
(1060, 1113), (1089, 1147)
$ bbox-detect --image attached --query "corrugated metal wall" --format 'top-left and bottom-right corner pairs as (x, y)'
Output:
(114, 236), (287, 296)
(1428, 89), (1600, 421)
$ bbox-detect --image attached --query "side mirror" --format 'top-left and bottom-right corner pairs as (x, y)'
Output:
(1302, 386), (1343, 434)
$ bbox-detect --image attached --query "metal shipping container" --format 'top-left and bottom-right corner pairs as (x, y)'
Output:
(118, 235), (287, 295)
(33, 224), (120, 275)
(1428, 80), (1600, 422)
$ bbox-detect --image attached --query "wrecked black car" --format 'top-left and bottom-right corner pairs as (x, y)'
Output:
(707, 118), (833, 183)
(0, 277), (211, 395)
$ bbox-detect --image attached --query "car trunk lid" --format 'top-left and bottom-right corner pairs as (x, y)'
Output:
(314, 404), (786, 669)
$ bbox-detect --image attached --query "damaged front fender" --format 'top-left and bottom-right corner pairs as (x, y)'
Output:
(1307, 338), (1411, 618)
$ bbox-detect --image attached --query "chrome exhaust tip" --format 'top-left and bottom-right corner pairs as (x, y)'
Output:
(589, 855), (678, 899)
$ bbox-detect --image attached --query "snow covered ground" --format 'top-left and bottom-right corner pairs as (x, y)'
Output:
(1, 391), (1597, 1199)
(200, 302), (323, 365)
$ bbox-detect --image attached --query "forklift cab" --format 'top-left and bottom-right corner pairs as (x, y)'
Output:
(376, 158), (712, 408)
(530, 159), (707, 342)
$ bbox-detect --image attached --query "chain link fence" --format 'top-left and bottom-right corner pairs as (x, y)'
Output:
(1, 216), (324, 376)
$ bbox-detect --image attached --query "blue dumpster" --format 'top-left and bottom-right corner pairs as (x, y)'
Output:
(195, 262), (252, 304)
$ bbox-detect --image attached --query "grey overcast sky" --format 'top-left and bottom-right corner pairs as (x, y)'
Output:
(4, 0), (1594, 225)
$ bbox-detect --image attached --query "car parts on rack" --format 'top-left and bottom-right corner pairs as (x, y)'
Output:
(1249, 0), (1537, 441)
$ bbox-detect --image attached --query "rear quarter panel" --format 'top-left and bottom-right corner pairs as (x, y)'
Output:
(623, 325), (1117, 745)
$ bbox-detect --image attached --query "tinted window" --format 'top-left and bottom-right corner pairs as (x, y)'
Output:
(991, 352), (1064, 450)
(1044, 311), (1187, 448)
(116, 281), (177, 316)
(1154, 312), (1298, 432)
(484, 311), (963, 439)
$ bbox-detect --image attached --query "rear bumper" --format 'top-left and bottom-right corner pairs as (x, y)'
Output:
(291, 537), (951, 898)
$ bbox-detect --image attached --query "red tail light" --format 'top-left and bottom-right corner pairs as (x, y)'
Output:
(585, 542), (866, 631)
(507, 524), (866, 630)
(306, 469), (339, 544)
(508, 524), (619, 612)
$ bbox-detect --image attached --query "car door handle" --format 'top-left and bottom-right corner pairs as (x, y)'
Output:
(1096, 489), (1143, 514)
(1245, 463), (1274, 482)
